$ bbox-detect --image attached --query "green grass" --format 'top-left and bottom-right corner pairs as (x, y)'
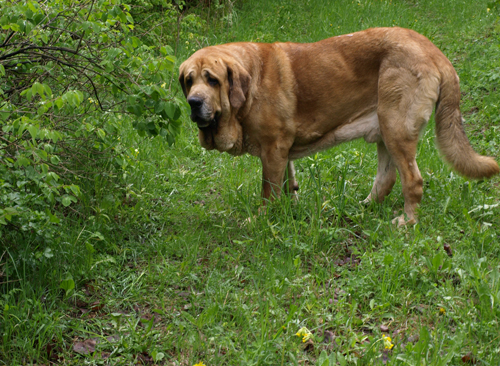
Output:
(2, 0), (500, 365)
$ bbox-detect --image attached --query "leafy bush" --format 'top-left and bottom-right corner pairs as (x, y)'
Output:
(0, 0), (183, 250)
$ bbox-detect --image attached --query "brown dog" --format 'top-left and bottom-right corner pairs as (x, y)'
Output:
(178, 27), (499, 225)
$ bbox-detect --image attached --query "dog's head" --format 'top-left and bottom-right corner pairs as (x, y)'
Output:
(179, 47), (251, 153)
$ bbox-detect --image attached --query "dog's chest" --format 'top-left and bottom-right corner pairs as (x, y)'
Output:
(243, 133), (261, 157)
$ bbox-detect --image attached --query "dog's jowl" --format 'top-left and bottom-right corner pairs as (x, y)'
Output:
(179, 27), (499, 225)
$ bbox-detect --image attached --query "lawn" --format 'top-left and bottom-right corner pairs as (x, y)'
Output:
(1, 0), (500, 365)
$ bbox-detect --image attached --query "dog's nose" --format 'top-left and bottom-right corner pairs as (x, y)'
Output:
(188, 96), (204, 110)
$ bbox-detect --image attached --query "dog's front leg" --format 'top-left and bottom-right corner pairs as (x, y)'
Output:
(260, 145), (290, 205)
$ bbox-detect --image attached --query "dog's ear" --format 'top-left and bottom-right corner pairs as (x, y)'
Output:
(227, 63), (251, 109)
(178, 71), (187, 97)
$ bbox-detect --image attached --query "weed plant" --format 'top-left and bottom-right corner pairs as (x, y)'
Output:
(1, 0), (500, 364)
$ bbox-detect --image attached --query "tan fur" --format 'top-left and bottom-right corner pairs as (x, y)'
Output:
(179, 27), (499, 225)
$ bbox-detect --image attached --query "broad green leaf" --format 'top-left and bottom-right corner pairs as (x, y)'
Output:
(337, 352), (346, 366)
(6, 23), (20, 32)
(21, 88), (33, 101)
(317, 351), (328, 366)
(44, 247), (54, 258)
(152, 351), (164, 362)
(165, 55), (176, 72)
(49, 212), (60, 223)
(17, 122), (27, 137)
(85, 242), (95, 254)
(32, 82), (44, 97)
(16, 156), (31, 167)
(130, 36), (141, 48)
(60, 277), (75, 296)
(62, 194), (77, 207)
(62, 91), (83, 107)
(164, 102), (177, 120)
(68, 185), (80, 196)
(27, 1), (38, 12)
(160, 45), (174, 55)
(49, 130), (61, 143)
(47, 171), (59, 182)
(166, 133), (174, 145)
(28, 124), (39, 140)
(119, 12), (128, 24)
(108, 48), (122, 59)
(54, 97), (63, 109)
(36, 148), (48, 161)
(43, 84), (52, 98)
(155, 101), (165, 114)
(25, 9), (34, 20)
(0, 207), (19, 223)
(24, 21), (33, 34)
(97, 128), (106, 139)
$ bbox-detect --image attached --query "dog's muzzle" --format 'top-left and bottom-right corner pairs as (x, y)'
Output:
(188, 96), (219, 129)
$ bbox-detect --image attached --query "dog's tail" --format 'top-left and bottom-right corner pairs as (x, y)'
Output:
(434, 66), (499, 179)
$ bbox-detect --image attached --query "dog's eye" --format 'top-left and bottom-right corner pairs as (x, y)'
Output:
(186, 77), (193, 88)
(207, 76), (218, 87)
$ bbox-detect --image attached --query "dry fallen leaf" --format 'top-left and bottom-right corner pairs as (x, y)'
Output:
(90, 301), (104, 312)
(323, 330), (335, 343)
(106, 335), (120, 343)
(303, 338), (314, 352)
(407, 334), (419, 343)
(46, 338), (63, 362)
(137, 351), (154, 364)
(381, 349), (390, 364)
(443, 243), (453, 257)
(73, 339), (96, 355)
(461, 352), (477, 364)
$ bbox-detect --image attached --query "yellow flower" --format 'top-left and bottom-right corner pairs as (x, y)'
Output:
(439, 307), (446, 314)
(382, 334), (394, 350)
(193, 363), (206, 366)
(296, 326), (312, 342)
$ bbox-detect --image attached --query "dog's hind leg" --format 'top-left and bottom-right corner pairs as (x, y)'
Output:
(378, 113), (424, 226)
(389, 145), (423, 227)
(377, 66), (439, 226)
(362, 141), (397, 204)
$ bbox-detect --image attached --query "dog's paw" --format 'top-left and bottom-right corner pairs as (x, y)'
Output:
(392, 214), (417, 227)
(360, 195), (372, 205)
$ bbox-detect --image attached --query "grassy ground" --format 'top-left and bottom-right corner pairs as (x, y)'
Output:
(2, 0), (500, 365)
